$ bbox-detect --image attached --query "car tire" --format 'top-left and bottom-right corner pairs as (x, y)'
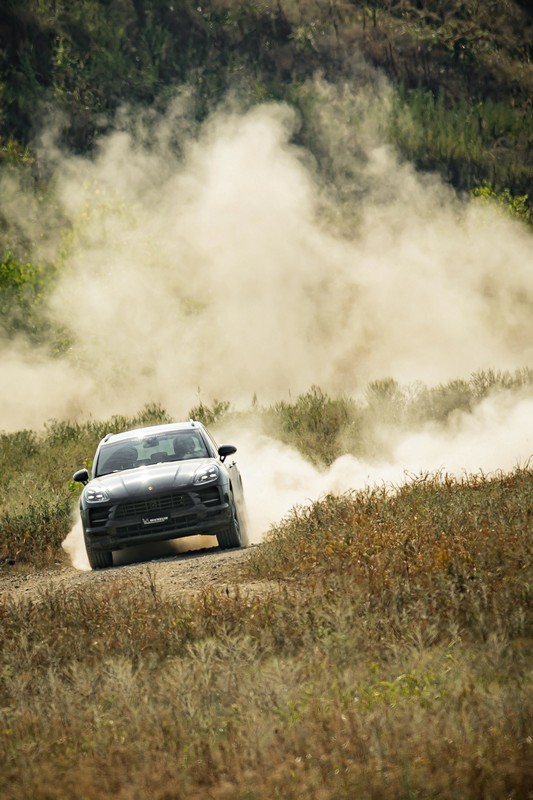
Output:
(217, 496), (242, 550)
(85, 542), (113, 569)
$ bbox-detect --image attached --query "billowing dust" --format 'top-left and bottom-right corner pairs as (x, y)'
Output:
(0, 80), (531, 568)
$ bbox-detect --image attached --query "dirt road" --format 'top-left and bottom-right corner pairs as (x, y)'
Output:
(0, 543), (270, 604)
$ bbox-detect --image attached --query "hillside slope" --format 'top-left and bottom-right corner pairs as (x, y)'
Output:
(1, 0), (532, 198)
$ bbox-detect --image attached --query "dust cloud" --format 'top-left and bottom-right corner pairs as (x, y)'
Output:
(0, 79), (532, 562)
(62, 518), (218, 571)
(62, 519), (91, 571)
(217, 390), (533, 545)
(2, 84), (532, 428)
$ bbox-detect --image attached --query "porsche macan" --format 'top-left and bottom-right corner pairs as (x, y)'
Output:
(73, 421), (247, 569)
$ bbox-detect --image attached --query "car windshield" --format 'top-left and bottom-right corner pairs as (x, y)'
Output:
(95, 430), (209, 477)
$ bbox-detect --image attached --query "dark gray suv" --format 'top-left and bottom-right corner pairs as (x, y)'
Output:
(73, 421), (247, 569)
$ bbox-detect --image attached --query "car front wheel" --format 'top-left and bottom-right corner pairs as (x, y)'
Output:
(217, 496), (242, 550)
(85, 540), (113, 569)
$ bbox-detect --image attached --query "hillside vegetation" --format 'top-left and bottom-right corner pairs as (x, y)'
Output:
(1, 0), (532, 194)
(0, 424), (531, 797)
(1, 3), (532, 797)
(1, 0), (532, 359)
(1, 0), (532, 357)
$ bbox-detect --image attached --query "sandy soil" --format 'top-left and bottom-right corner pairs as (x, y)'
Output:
(0, 543), (274, 604)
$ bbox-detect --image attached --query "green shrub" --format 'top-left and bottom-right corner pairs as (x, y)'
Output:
(0, 492), (71, 563)
(0, 250), (56, 342)
(471, 182), (531, 225)
(188, 398), (231, 426)
(267, 386), (357, 466)
(0, 137), (34, 168)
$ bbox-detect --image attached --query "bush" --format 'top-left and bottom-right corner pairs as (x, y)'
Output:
(471, 182), (531, 225)
(188, 398), (231, 426)
(0, 250), (56, 343)
(262, 370), (533, 464)
(0, 492), (71, 563)
(267, 386), (357, 466)
(246, 467), (533, 643)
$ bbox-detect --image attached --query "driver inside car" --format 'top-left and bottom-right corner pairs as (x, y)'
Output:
(173, 434), (204, 460)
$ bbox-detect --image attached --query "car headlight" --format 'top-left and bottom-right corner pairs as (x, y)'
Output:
(193, 464), (219, 485)
(85, 484), (110, 503)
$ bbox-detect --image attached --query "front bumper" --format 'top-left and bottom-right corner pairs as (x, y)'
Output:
(82, 484), (231, 551)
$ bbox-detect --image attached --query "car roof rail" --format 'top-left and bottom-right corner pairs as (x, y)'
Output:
(102, 432), (114, 442)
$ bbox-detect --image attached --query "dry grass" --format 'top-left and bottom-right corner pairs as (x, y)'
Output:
(1, 468), (531, 799)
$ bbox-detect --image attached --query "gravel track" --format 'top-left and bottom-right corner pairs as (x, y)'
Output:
(0, 543), (273, 603)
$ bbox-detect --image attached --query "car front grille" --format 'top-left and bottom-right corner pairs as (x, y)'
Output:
(115, 493), (193, 519)
(88, 486), (223, 530)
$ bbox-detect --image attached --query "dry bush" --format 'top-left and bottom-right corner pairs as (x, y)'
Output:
(247, 467), (532, 643)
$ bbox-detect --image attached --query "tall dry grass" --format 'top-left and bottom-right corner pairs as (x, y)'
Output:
(1, 468), (531, 799)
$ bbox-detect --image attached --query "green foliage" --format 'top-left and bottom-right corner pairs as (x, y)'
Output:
(389, 88), (533, 198)
(0, 250), (55, 342)
(408, 368), (533, 427)
(0, 137), (34, 168)
(188, 398), (231, 426)
(0, 0), (300, 151)
(471, 182), (531, 225)
(0, 249), (71, 353)
(0, 493), (71, 562)
(0, 0), (531, 198)
(268, 386), (357, 466)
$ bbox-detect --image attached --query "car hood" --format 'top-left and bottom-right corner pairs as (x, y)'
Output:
(86, 459), (219, 500)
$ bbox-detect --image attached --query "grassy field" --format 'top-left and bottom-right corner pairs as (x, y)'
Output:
(1, 2), (531, 795)
(0, 392), (531, 798)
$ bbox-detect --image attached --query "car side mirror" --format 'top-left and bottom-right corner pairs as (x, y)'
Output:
(218, 444), (237, 463)
(73, 468), (90, 485)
